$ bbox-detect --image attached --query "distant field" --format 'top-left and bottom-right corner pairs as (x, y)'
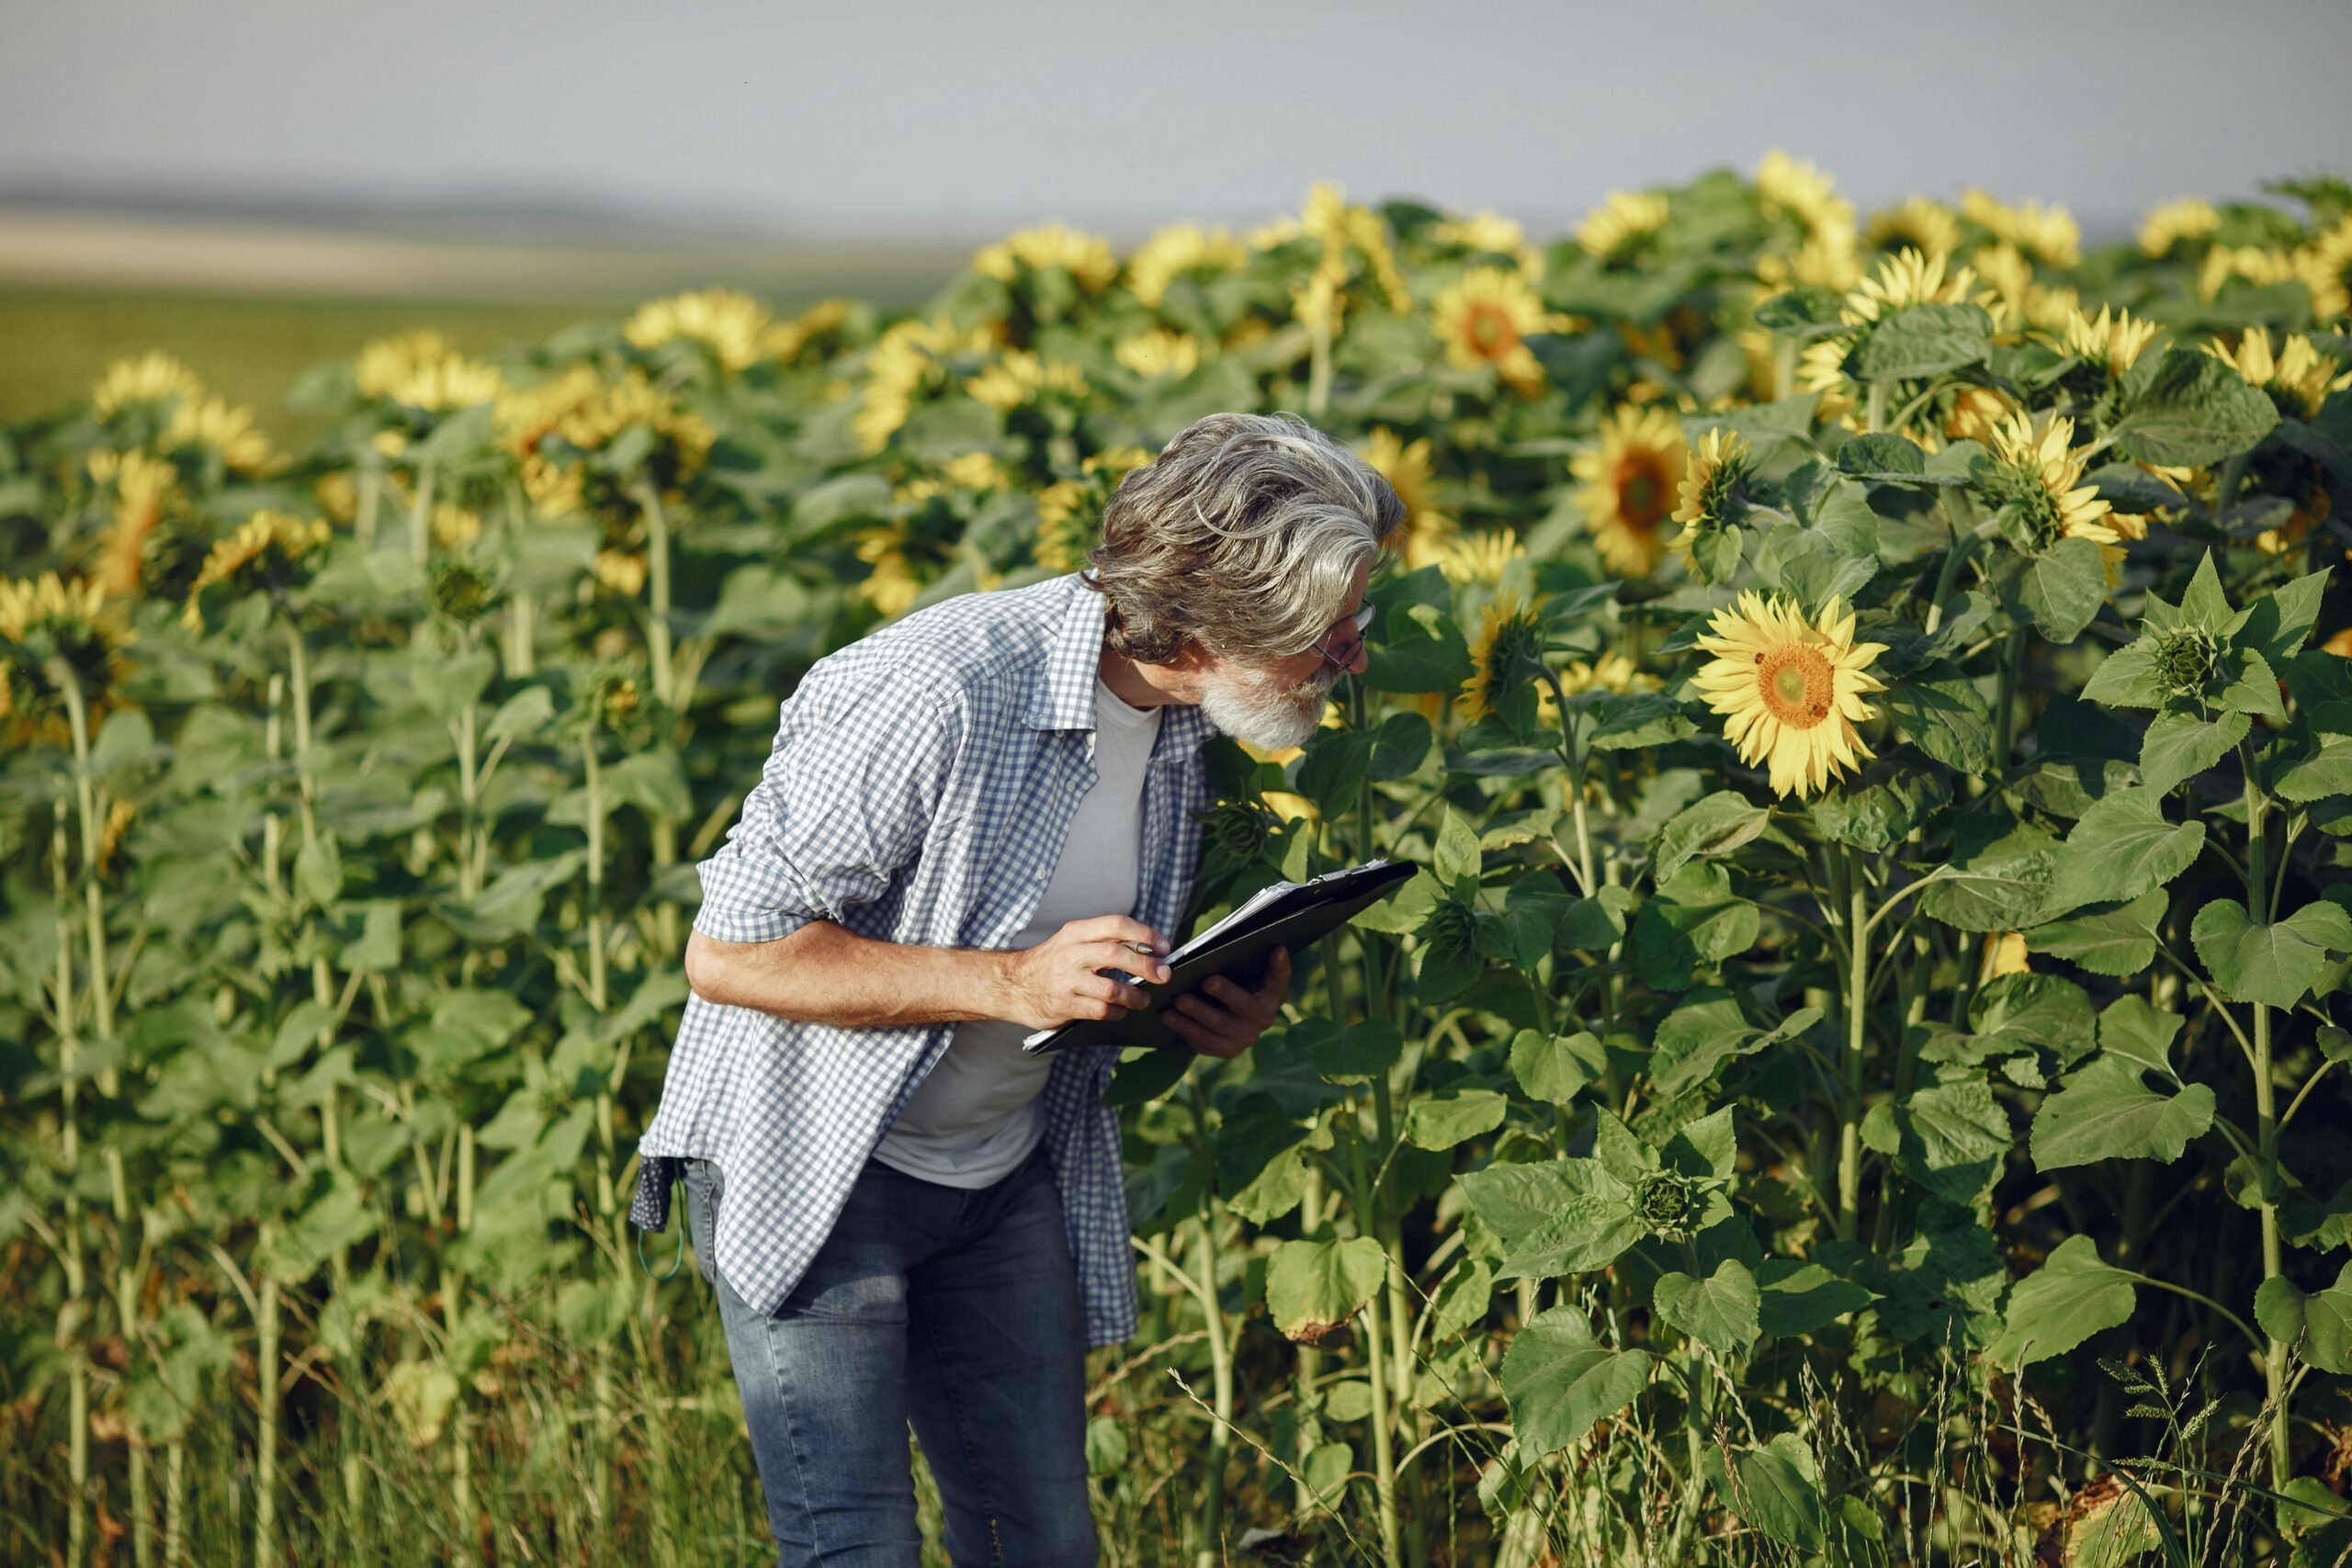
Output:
(0, 211), (967, 441)
(0, 288), (613, 439)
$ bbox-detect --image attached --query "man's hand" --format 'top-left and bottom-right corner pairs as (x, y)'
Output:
(1163, 946), (1290, 1060)
(996, 915), (1174, 1031)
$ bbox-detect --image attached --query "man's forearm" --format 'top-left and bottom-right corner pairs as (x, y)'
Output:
(685, 919), (1016, 1029)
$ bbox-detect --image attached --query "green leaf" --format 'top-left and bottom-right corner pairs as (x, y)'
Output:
(1312, 1019), (1403, 1084)
(1630, 862), (1759, 991)
(1459, 1161), (1645, 1279)
(1368, 711), (1434, 782)
(1851, 303), (1993, 381)
(2191, 898), (2352, 1009)
(1860, 1080), (2010, 1206)
(2237, 569), (2334, 669)
(1498, 1305), (1653, 1459)
(2098, 995), (2187, 1075)
(1266, 1235), (1388, 1346)
(1917, 818), (2056, 933)
(1651, 790), (1770, 884)
(1653, 1258), (1761, 1357)
(2079, 639), (2166, 710)
(2030, 1055), (2215, 1169)
(2024, 888), (2167, 976)
(2276, 735), (2352, 804)
(1884, 666), (1994, 772)
(2044, 788), (2205, 917)
(1434, 807), (1483, 902)
(1755, 1259), (1872, 1336)
(1984, 1234), (2136, 1367)
(1710, 1433), (1826, 1554)
(2140, 709), (2251, 795)
(1404, 1085), (1509, 1151)
(2001, 536), (2109, 644)
(2109, 344), (2282, 466)
(2256, 1262), (2352, 1374)
(1509, 1029), (1607, 1107)
(1430, 1259), (1495, 1343)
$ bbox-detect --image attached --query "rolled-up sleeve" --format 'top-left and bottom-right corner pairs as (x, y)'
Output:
(690, 656), (967, 943)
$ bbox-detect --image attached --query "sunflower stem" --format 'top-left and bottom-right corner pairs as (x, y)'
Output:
(2240, 741), (2290, 1489)
(1837, 843), (1870, 1244)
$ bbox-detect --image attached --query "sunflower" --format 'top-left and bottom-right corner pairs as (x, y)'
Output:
(1755, 231), (1863, 294)
(1557, 650), (1659, 696)
(160, 394), (279, 477)
(1360, 428), (1457, 571)
(1576, 190), (1670, 263)
(430, 503), (484, 552)
(86, 449), (180, 598)
(0, 571), (138, 748)
(1124, 223), (1247, 310)
(1114, 330), (1203, 379)
(1668, 427), (1753, 577)
(761, 299), (854, 366)
(2197, 243), (2306, 304)
(91, 352), (203, 419)
(2201, 325), (2352, 419)
(852, 316), (997, 454)
(1458, 589), (1550, 729)
(852, 526), (924, 617)
(1983, 411), (2120, 549)
(1425, 209), (1545, 278)
(1691, 591), (1888, 798)
(1978, 931), (2030, 982)
(624, 288), (773, 376)
(1919, 384), (2019, 455)
(1797, 247), (1999, 421)
(1864, 197), (1962, 262)
(972, 222), (1119, 294)
(1420, 267), (1571, 394)
(965, 350), (1091, 412)
(1433, 530), (1526, 588)
(1960, 188), (2081, 267)
(1756, 151), (1858, 238)
(1570, 404), (1690, 579)
(2138, 197), (2221, 259)
(2054, 303), (2160, 378)
(180, 511), (334, 632)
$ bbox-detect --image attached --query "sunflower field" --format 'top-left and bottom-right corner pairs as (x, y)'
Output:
(6, 155), (2352, 1567)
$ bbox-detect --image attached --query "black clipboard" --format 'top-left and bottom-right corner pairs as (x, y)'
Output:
(1018, 857), (1419, 1056)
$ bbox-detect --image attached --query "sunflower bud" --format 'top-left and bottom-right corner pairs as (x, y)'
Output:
(1634, 1169), (1706, 1240)
(425, 554), (504, 627)
(2154, 627), (2221, 698)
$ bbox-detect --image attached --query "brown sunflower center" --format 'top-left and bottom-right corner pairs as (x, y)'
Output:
(1465, 302), (1518, 357)
(1613, 450), (1675, 533)
(1755, 644), (1835, 728)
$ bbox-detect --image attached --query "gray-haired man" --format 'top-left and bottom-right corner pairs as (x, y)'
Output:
(631, 410), (1404, 1566)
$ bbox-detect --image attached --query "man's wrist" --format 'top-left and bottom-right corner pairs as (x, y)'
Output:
(971, 946), (1020, 1024)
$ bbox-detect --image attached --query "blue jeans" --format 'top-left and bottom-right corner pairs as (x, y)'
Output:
(682, 1138), (1099, 1567)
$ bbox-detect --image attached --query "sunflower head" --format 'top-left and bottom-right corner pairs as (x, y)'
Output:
(2055, 303), (2161, 380)
(160, 395), (280, 478)
(1113, 329), (1204, 380)
(1864, 197), (1962, 262)
(1458, 589), (1550, 736)
(1979, 411), (2118, 549)
(1432, 530), (1526, 589)
(1570, 404), (1690, 579)
(1576, 190), (1670, 265)
(2138, 197), (2221, 259)
(1669, 428), (1754, 581)
(1690, 590), (1888, 798)
(563, 660), (668, 751)
(2201, 326), (2352, 420)
(426, 552), (506, 628)
(1125, 223), (1248, 311)
(1360, 428), (1457, 571)
(0, 572), (138, 746)
(624, 288), (774, 377)
(180, 511), (335, 633)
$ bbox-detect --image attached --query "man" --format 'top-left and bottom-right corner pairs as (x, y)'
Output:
(629, 410), (1404, 1566)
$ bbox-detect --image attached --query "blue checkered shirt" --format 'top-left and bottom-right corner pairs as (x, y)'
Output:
(629, 568), (1214, 1347)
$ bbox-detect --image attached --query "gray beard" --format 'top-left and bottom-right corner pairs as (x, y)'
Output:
(1195, 665), (1335, 751)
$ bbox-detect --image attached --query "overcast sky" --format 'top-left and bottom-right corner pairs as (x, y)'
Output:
(3, 0), (2346, 241)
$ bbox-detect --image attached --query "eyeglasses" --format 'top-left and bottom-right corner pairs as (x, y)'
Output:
(1307, 603), (1377, 679)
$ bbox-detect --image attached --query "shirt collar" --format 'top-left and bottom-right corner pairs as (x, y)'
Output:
(1026, 570), (1216, 758)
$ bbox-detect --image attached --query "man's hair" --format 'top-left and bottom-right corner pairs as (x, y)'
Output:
(1082, 411), (1405, 667)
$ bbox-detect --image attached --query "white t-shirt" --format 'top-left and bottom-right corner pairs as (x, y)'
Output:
(869, 670), (1163, 1188)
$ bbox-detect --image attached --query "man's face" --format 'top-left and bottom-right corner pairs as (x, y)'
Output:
(1189, 559), (1371, 751)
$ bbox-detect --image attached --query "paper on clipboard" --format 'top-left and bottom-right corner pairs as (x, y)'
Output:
(1017, 856), (1419, 1055)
